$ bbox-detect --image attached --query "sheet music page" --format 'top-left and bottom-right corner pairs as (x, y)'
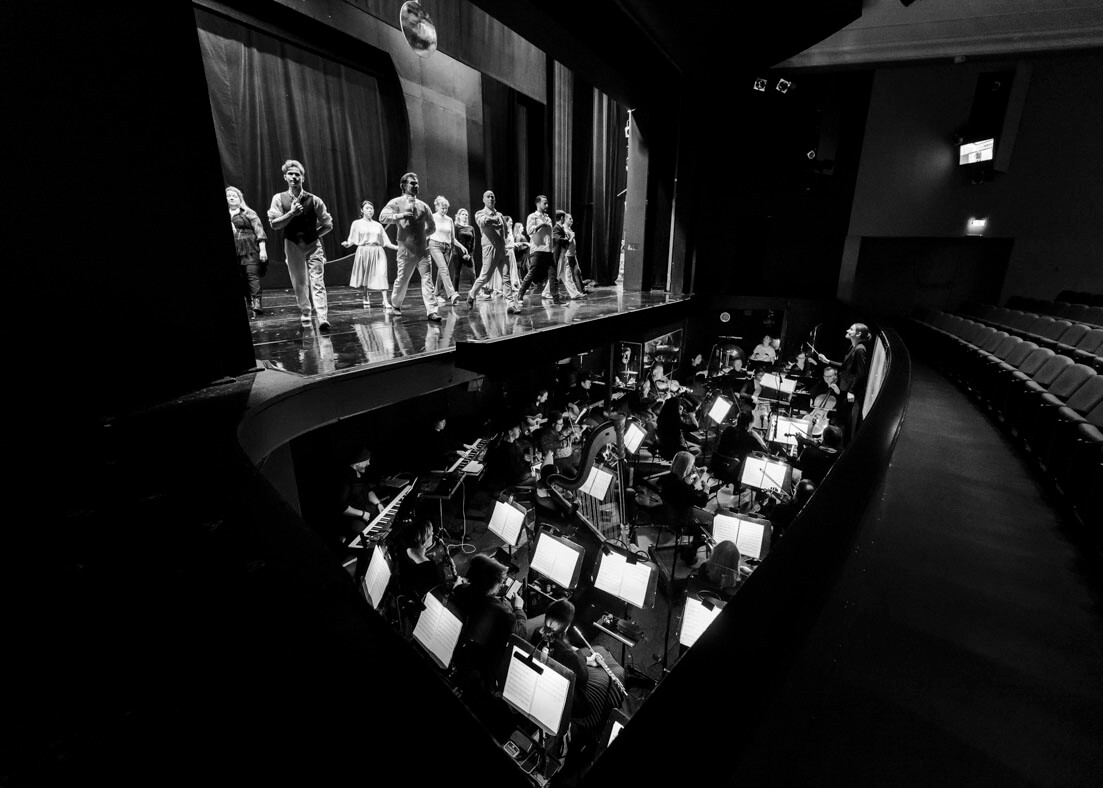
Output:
(763, 460), (787, 492)
(530, 661), (570, 734)
(503, 647), (538, 716)
(712, 514), (741, 546)
(741, 455), (766, 487)
(579, 466), (613, 499)
(412, 593), (442, 656)
(619, 561), (651, 608)
(531, 536), (579, 588)
(707, 398), (731, 423)
(735, 520), (766, 560)
(363, 546), (391, 609)
(680, 596), (722, 648)
(431, 602), (462, 668)
(488, 501), (524, 546)
(594, 550), (626, 598)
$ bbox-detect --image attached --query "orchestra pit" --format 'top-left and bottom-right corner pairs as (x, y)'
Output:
(8, 1), (1103, 786)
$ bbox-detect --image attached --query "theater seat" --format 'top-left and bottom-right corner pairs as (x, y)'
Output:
(1002, 353), (1072, 426)
(1035, 376), (1103, 474)
(1016, 364), (1095, 444)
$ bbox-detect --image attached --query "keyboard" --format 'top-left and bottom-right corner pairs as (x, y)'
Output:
(348, 483), (414, 549)
(445, 438), (490, 474)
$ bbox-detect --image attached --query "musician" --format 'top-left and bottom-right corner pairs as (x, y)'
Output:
(765, 478), (816, 540)
(537, 411), (579, 473)
(795, 425), (842, 485)
(453, 554), (527, 691)
(565, 373), (600, 418)
(655, 396), (701, 459)
(339, 448), (386, 541)
(267, 159), (334, 329)
(485, 423), (537, 490)
(816, 324), (871, 437)
(802, 365), (841, 402)
(658, 450), (714, 565)
(531, 599), (626, 752)
(614, 346), (639, 389)
(716, 411), (769, 468)
(523, 388), (551, 433)
(750, 335), (778, 364)
(696, 540), (749, 601)
(419, 411), (465, 473)
(786, 350), (818, 377)
(396, 519), (453, 599)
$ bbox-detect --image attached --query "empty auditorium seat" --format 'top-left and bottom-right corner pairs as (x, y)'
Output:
(1015, 364), (1095, 443)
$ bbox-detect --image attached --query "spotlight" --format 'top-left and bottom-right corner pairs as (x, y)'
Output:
(776, 78), (792, 94)
(966, 217), (987, 236)
(753, 78), (767, 92)
(806, 149), (817, 160)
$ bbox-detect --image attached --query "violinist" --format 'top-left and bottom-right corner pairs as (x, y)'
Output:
(764, 478), (816, 541)
(716, 410), (769, 468)
(795, 425), (842, 486)
(396, 519), (455, 599)
(658, 450), (717, 565)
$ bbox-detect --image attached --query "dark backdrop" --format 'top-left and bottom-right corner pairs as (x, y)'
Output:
(196, 6), (408, 289)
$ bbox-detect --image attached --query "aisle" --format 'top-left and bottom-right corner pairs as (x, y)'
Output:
(739, 358), (1103, 785)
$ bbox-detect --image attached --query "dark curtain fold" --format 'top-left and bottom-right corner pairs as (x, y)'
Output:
(584, 90), (629, 285)
(195, 8), (407, 288)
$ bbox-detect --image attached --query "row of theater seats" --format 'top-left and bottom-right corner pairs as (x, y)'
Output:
(957, 303), (1103, 372)
(1004, 295), (1103, 324)
(908, 309), (1102, 539)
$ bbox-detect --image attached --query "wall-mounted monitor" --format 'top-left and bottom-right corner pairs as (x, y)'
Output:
(959, 138), (994, 165)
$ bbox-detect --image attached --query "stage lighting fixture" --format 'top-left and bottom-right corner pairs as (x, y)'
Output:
(753, 78), (767, 92)
(806, 149), (817, 160)
(776, 78), (792, 94)
(708, 395), (733, 424)
(623, 421), (647, 454)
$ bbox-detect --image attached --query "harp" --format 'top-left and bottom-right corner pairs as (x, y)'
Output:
(545, 421), (626, 541)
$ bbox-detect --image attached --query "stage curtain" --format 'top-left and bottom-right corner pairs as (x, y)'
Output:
(195, 8), (407, 285)
(583, 90), (629, 286)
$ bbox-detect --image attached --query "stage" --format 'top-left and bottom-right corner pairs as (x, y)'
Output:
(249, 283), (693, 378)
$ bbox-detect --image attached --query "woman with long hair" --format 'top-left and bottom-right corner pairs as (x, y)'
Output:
(226, 186), (268, 318)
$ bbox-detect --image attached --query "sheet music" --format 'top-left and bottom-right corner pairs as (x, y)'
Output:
(579, 466), (613, 499)
(741, 455), (789, 492)
(594, 550), (651, 608)
(712, 514), (741, 546)
(488, 500), (525, 546)
(708, 398), (732, 423)
(530, 534), (581, 588)
(679, 596), (723, 648)
(735, 520), (767, 560)
(503, 647), (570, 734)
(412, 593), (462, 669)
(771, 415), (812, 446)
(362, 546), (391, 609)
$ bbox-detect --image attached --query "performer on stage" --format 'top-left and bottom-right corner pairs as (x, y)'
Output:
(427, 195), (465, 308)
(226, 186), (268, 318)
(267, 159), (334, 329)
(451, 209), (475, 293)
(341, 200), (396, 309)
(541, 210), (583, 300)
(380, 172), (441, 322)
(511, 195), (561, 313)
(510, 221), (530, 283)
(466, 190), (513, 309)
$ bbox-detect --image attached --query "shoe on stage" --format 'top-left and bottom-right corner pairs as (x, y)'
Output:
(318, 318), (331, 331)
(427, 312), (442, 322)
(507, 304), (520, 315)
(299, 312), (312, 326)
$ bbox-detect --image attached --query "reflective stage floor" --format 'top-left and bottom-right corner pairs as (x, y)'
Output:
(250, 283), (691, 377)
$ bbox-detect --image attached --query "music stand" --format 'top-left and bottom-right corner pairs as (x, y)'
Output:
(595, 708), (632, 759)
(411, 589), (464, 671)
(359, 545), (394, 609)
(739, 452), (793, 496)
(678, 578), (726, 651)
(488, 496), (528, 549)
(529, 531), (585, 591)
(711, 512), (772, 561)
(769, 414), (812, 447)
(593, 543), (658, 610)
(501, 637), (576, 736)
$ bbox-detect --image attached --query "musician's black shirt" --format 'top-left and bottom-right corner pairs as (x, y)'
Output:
(339, 466), (382, 515)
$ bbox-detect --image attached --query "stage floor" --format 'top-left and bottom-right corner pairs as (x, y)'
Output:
(250, 283), (690, 377)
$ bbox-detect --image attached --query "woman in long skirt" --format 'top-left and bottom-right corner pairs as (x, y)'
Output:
(342, 201), (397, 308)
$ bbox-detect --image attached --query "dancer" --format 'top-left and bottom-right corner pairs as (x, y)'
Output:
(267, 159), (334, 329)
(380, 172), (440, 322)
(565, 213), (587, 294)
(542, 210), (583, 300)
(511, 221), (530, 283)
(452, 209), (475, 293)
(226, 186), (268, 318)
(466, 190), (514, 309)
(427, 195), (465, 308)
(511, 195), (560, 313)
(341, 201), (396, 309)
